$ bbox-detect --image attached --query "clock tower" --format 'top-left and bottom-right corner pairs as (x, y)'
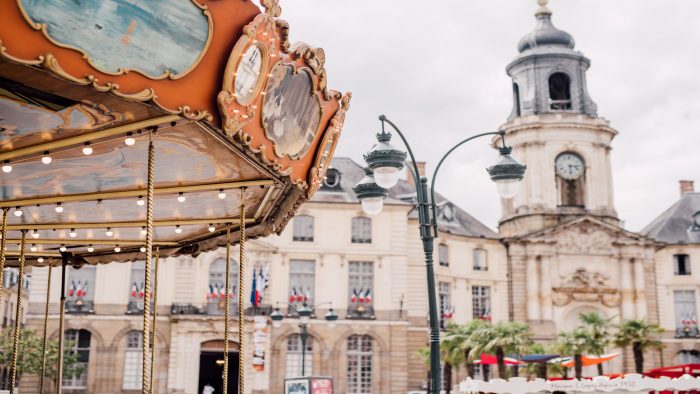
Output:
(498, 0), (619, 237)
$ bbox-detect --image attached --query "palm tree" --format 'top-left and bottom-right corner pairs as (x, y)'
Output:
(443, 319), (488, 379)
(441, 323), (468, 390)
(469, 321), (533, 379)
(556, 328), (592, 379)
(613, 319), (664, 374)
(579, 311), (613, 375)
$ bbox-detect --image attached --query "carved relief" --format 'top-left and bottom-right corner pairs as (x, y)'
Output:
(556, 225), (614, 255)
(552, 268), (620, 307)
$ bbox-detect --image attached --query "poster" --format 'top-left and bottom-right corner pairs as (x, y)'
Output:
(285, 379), (310, 394)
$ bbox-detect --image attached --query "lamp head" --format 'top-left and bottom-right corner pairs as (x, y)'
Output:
(363, 124), (407, 189)
(353, 167), (388, 215)
(487, 146), (526, 199)
(324, 308), (339, 328)
(297, 304), (312, 324)
(270, 308), (284, 328)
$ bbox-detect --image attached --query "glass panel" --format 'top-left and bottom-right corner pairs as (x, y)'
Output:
(439, 244), (449, 267)
(347, 335), (373, 394)
(293, 215), (314, 242)
(674, 254), (691, 276)
(472, 286), (491, 320)
(351, 217), (372, 244)
(67, 266), (96, 302)
(473, 249), (488, 271)
(207, 258), (239, 315)
(285, 334), (313, 377)
(63, 329), (91, 389)
(674, 290), (697, 330)
(348, 262), (374, 316)
(439, 282), (451, 329)
(122, 331), (143, 390)
(289, 260), (315, 309)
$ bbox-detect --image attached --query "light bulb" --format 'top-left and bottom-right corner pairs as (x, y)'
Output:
(13, 207), (22, 217)
(208, 224), (216, 232)
(69, 229), (77, 238)
(87, 245), (94, 253)
(140, 227), (147, 236)
(496, 179), (520, 199)
(114, 245), (121, 252)
(59, 245), (67, 252)
(218, 189), (226, 199)
(2, 161), (12, 173)
(175, 225), (182, 234)
(82, 142), (93, 155)
(55, 203), (64, 213)
(373, 166), (401, 189)
(140, 246), (146, 253)
(42, 151), (52, 164)
(30, 244), (38, 252)
(105, 228), (114, 237)
(137, 196), (145, 206)
(177, 192), (186, 203)
(361, 197), (384, 216)
(124, 132), (136, 146)
(31, 230), (40, 239)
(272, 320), (281, 328)
(37, 257), (44, 263)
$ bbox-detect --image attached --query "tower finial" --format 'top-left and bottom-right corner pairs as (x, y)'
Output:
(536, 0), (552, 15)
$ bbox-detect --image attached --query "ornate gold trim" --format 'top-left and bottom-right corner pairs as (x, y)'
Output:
(15, 0), (214, 80)
(261, 0), (282, 17)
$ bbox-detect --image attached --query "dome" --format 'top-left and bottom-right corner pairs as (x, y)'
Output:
(517, 9), (575, 53)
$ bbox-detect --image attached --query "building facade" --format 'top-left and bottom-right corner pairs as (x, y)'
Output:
(16, 2), (700, 393)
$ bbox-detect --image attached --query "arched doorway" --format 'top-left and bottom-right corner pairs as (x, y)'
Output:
(199, 340), (239, 394)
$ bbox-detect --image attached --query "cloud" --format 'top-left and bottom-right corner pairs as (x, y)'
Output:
(283, 0), (700, 231)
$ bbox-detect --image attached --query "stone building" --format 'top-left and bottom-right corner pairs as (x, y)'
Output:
(17, 2), (700, 393)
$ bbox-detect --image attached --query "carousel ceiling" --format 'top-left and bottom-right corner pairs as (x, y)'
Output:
(0, 0), (351, 266)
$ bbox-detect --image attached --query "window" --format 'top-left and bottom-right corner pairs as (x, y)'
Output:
(439, 282), (451, 329)
(351, 217), (372, 244)
(473, 249), (488, 271)
(548, 72), (571, 110)
(207, 258), (238, 315)
(128, 261), (146, 313)
(293, 215), (314, 242)
(66, 266), (96, 313)
(438, 244), (449, 267)
(512, 83), (521, 117)
(348, 262), (374, 317)
(122, 331), (142, 390)
(674, 254), (691, 276)
(285, 334), (313, 377)
(674, 290), (698, 337)
(63, 329), (91, 389)
(289, 260), (315, 310)
(678, 350), (700, 364)
(472, 286), (491, 320)
(322, 168), (341, 189)
(347, 335), (373, 394)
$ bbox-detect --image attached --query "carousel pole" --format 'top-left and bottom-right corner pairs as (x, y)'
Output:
(0, 208), (8, 301)
(9, 230), (27, 394)
(148, 247), (160, 394)
(39, 259), (53, 394)
(222, 225), (232, 394)
(56, 253), (68, 394)
(238, 189), (247, 394)
(141, 130), (156, 394)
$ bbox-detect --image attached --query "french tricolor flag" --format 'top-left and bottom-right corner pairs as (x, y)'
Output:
(364, 288), (372, 304)
(289, 287), (298, 303)
(351, 288), (358, 304)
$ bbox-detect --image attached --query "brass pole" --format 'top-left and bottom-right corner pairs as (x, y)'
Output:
(222, 225), (232, 394)
(40, 259), (53, 394)
(56, 254), (67, 394)
(0, 208), (8, 301)
(238, 189), (247, 394)
(9, 230), (27, 394)
(141, 131), (156, 394)
(148, 247), (160, 394)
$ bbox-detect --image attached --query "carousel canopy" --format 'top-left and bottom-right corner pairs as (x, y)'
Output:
(0, 0), (350, 266)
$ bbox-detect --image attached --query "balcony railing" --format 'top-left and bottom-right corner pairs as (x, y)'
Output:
(676, 326), (700, 338)
(66, 300), (94, 314)
(171, 303), (271, 316)
(347, 304), (375, 320)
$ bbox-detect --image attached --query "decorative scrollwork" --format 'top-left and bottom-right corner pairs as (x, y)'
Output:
(261, 0), (282, 17)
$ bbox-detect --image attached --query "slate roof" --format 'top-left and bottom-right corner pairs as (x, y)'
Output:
(641, 192), (700, 244)
(311, 157), (500, 239)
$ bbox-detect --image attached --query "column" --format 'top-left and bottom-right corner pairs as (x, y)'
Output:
(526, 256), (541, 321)
(540, 256), (553, 321)
(619, 257), (634, 319)
(633, 259), (647, 319)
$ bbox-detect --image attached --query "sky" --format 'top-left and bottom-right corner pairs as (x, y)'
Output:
(282, 0), (700, 231)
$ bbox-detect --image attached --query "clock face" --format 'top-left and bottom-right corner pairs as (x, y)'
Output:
(555, 153), (585, 180)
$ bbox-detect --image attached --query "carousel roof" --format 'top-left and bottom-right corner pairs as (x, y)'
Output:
(0, 0), (350, 266)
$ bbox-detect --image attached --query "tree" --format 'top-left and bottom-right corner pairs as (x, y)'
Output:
(0, 327), (83, 389)
(443, 319), (488, 379)
(579, 311), (613, 375)
(468, 321), (533, 379)
(613, 319), (664, 374)
(555, 328), (592, 379)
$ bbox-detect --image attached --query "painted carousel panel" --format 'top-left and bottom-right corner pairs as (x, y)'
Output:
(18, 0), (211, 78)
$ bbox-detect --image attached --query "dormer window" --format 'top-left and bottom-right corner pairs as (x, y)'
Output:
(441, 203), (455, 222)
(322, 168), (341, 189)
(549, 72), (572, 110)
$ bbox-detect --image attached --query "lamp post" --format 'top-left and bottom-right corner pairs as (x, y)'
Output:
(270, 302), (338, 377)
(353, 115), (526, 393)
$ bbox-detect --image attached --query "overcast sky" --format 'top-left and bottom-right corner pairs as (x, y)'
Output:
(282, 0), (700, 231)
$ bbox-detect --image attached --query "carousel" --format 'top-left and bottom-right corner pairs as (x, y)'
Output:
(0, 0), (350, 392)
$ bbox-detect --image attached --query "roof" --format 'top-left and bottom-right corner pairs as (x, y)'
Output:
(311, 157), (499, 239)
(641, 192), (700, 244)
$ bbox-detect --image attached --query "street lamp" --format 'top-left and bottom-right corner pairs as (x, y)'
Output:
(270, 302), (339, 377)
(354, 115), (526, 393)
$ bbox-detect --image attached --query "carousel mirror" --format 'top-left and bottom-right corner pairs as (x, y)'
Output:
(234, 45), (263, 103)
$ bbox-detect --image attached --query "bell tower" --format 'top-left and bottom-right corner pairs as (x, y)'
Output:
(499, 0), (619, 237)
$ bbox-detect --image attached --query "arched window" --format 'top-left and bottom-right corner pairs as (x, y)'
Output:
(678, 350), (700, 364)
(512, 83), (521, 116)
(293, 215), (315, 242)
(347, 335), (373, 394)
(63, 329), (91, 389)
(351, 217), (372, 244)
(549, 73), (572, 110)
(122, 331), (143, 390)
(285, 334), (313, 377)
(207, 258), (238, 315)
